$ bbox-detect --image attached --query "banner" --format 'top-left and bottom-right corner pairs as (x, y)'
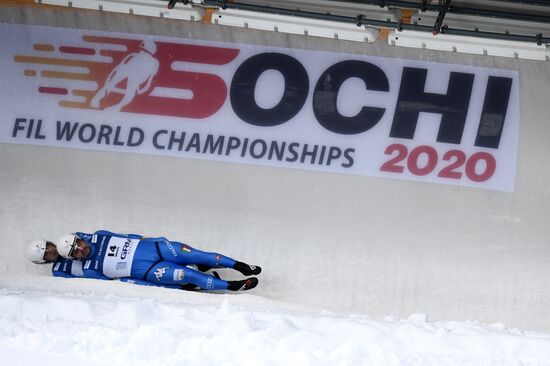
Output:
(0, 23), (520, 191)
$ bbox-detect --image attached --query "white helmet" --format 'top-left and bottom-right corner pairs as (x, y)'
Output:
(27, 239), (52, 264)
(139, 39), (157, 54)
(57, 234), (78, 259)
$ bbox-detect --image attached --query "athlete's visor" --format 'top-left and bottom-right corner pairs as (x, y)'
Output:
(68, 238), (90, 260)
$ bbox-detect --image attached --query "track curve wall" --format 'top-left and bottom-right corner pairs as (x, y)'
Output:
(1, 3), (549, 331)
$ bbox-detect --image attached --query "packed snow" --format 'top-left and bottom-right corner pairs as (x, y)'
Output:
(1, 275), (549, 366)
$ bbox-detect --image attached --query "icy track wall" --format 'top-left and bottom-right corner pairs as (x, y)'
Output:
(1, 4), (549, 331)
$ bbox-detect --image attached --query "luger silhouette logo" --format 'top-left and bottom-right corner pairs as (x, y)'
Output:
(90, 39), (160, 112)
(14, 35), (240, 118)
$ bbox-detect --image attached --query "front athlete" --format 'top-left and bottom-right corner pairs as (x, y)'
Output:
(56, 230), (260, 291)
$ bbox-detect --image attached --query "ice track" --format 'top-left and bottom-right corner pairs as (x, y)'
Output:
(1, 275), (549, 366)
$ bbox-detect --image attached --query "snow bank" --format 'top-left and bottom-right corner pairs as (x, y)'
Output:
(1, 276), (549, 366)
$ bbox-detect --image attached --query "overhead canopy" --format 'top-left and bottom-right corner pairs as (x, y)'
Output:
(36, 0), (550, 60)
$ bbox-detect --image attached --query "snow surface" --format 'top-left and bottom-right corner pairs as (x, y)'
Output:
(1, 275), (549, 366)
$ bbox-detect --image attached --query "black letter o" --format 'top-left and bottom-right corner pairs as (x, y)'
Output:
(230, 53), (309, 127)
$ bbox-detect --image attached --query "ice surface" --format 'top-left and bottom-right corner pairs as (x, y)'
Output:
(1, 275), (549, 366)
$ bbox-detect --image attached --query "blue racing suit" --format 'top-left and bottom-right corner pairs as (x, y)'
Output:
(50, 256), (180, 288)
(52, 257), (83, 278)
(74, 230), (236, 290)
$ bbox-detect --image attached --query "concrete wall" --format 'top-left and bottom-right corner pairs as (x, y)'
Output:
(1, 3), (549, 330)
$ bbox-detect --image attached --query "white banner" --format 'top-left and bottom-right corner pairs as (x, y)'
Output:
(0, 23), (520, 191)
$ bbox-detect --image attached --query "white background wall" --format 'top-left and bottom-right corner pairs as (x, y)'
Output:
(1, 3), (549, 331)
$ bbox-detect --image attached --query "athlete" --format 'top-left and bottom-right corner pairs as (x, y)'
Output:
(56, 230), (261, 291)
(26, 240), (200, 290)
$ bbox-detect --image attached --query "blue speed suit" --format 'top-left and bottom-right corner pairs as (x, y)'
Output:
(52, 257), (83, 278)
(75, 230), (237, 290)
(50, 257), (181, 289)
